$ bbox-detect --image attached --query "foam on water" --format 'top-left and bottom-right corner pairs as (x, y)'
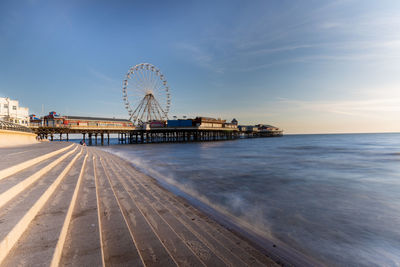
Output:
(101, 133), (400, 266)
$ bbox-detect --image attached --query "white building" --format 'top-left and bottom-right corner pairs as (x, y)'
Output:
(0, 97), (29, 126)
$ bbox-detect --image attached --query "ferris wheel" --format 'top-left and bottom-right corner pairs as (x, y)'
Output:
(122, 63), (171, 125)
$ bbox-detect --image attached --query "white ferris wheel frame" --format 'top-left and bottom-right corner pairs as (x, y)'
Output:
(122, 63), (171, 125)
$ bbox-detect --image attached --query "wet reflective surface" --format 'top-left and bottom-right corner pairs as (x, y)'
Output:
(102, 133), (400, 266)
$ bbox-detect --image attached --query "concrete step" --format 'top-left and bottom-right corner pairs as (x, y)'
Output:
(1, 150), (87, 266)
(0, 142), (74, 181)
(103, 151), (276, 266)
(92, 153), (178, 267)
(58, 152), (103, 266)
(0, 148), (83, 265)
(100, 156), (224, 267)
(0, 142), (70, 165)
(0, 145), (76, 195)
(0, 151), (79, 246)
(0, 146), (78, 209)
(102, 157), (240, 266)
(92, 155), (143, 266)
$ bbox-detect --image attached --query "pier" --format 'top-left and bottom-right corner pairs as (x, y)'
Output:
(29, 113), (283, 145)
(32, 126), (240, 145)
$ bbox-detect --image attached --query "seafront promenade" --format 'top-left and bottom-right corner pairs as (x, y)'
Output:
(0, 142), (278, 266)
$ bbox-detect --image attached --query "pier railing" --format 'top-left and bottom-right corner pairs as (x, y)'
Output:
(0, 120), (33, 133)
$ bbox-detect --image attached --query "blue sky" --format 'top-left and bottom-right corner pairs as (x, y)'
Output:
(1, 0), (399, 133)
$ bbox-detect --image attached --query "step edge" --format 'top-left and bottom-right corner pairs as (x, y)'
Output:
(50, 152), (88, 267)
(99, 157), (181, 267)
(0, 146), (79, 210)
(93, 155), (106, 267)
(0, 148), (83, 265)
(0, 144), (75, 181)
(103, 156), (240, 266)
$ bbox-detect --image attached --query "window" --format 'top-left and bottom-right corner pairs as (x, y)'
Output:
(12, 106), (17, 110)
(4, 104), (8, 109)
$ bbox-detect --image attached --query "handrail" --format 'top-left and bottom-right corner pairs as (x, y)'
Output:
(0, 120), (33, 133)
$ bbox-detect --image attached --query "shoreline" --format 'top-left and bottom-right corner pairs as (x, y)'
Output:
(96, 147), (283, 266)
(102, 146), (320, 267)
(0, 141), (280, 266)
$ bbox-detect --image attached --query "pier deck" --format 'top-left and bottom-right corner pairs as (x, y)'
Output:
(0, 142), (278, 266)
(32, 126), (282, 146)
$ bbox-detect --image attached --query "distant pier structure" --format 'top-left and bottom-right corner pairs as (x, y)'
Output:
(29, 113), (282, 145)
(238, 124), (283, 137)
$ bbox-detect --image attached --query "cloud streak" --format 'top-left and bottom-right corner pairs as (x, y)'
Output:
(174, 42), (224, 73)
(278, 97), (400, 119)
(88, 68), (118, 84)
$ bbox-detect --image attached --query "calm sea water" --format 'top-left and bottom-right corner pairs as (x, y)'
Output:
(100, 133), (400, 266)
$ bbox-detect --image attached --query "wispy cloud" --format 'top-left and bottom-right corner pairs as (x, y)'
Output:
(232, 38), (400, 71)
(277, 97), (400, 119)
(174, 42), (224, 73)
(319, 22), (344, 29)
(243, 44), (315, 56)
(88, 68), (118, 84)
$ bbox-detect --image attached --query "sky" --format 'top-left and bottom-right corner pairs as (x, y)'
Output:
(0, 0), (400, 134)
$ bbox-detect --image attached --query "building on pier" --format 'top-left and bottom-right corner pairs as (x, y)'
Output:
(257, 124), (283, 136)
(194, 117), (226, 128)
(223, 122), (238, 129)
(167, 119), (193, 127)
(30, 111), (135, 144)
(238, 125), (259, 132)
(238, 124), (283, 136)
(166, 117), (238, 130)
(29, 114), (42, 127)
(30, 112), (134, 129)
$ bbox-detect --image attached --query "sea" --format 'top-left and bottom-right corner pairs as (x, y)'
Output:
(80, 133), (400, 266)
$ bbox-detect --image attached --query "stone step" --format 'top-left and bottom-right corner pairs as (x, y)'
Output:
(0, 145), (76, 195)
(0, 151), (79, 246)
(0, 148), (83, 265)
(1, 150), (87, 266)
(92, 154), (179, 267)
(103, 156), (242, 266)
(50, 151), (90, 267)
(100, 156), (224, 267)
(58, 151), (103, 266)
(0, 142), (70, 165)
(92, 155), (143, 266)
(0, 142), (74, 181)
(103, 151), (277, 266)
(0, 146), (78, 209)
